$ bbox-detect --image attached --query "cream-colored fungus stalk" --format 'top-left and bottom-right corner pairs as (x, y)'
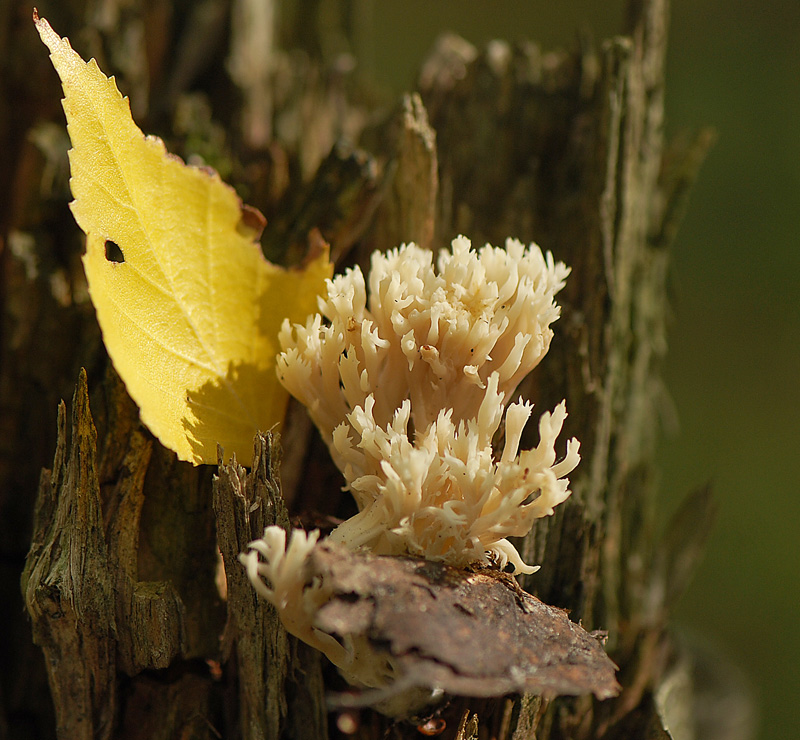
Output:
(241, 526), (411, 696)
(240, 528), (342, 661)
(274, 236), (579, 575)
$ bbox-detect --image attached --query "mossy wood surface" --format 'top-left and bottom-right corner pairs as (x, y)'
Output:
(3, 0), (719, 738)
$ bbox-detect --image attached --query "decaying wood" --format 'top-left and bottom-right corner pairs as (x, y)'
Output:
(21, 370), (117, 740)
(2, 0), (729, 738)
(213, 433), (327, 740)
(214, 435), (293, 740)
(307, 542), (620, 704)
(371, 93), (439, 252)
(21, 369), (217, 739)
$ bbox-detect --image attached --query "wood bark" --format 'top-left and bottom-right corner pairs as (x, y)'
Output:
(1, 1), (729, 739)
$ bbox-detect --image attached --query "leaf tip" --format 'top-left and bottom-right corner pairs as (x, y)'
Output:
(33, 11), (61, 54)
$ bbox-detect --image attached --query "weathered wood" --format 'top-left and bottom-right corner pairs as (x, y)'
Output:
(213, 433), (328, 740)
(22, 368), (222, 739)
(371, 93), (439, 252)
(22, 370), (117, 740)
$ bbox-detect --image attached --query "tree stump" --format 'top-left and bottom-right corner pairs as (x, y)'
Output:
(2, 1), (721, 738)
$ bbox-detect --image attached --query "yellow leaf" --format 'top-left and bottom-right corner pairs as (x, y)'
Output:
(36, 15), (332, 465)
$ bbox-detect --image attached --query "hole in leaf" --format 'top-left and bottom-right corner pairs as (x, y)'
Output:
(105, 240), (125, 263)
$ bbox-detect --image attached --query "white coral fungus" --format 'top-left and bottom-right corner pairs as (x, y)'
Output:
(276, 236), (579, 574)
(240, 527), (343, 661)
(241, 526), (408, 694)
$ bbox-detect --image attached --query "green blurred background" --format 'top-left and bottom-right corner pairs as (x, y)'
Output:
(361, 2), (799, 739)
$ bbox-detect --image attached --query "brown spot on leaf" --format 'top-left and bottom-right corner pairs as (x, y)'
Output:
(237, 203), (267, 241)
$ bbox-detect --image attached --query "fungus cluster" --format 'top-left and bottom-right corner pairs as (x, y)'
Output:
(241, 236), (581, 701)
